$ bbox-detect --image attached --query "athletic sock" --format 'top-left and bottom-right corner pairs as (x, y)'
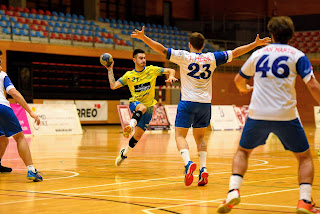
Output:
(198, 151), (207, 169)
(229, 174), (243, 190)
(300, 183), (312, 202)
(27, 165), (36, 173)
(180, 149), (191, 165)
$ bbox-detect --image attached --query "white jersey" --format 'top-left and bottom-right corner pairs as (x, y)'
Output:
(167, 48), (232, 103)
(240, 44), (314, 121)
(0, 71), (15, 108)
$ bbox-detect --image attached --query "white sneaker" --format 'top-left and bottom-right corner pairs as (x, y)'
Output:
(115, 148), (127, 166)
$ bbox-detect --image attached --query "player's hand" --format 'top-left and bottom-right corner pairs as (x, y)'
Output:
(30, 112), (40, 125)
(239, 84), (253, 95)
(254, 34), (271, 46)
(105, 61), (114, 70)
(131, 26), (145, 40)
(165, 76), (178, 84)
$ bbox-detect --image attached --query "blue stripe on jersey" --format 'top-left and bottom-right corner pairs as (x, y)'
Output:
(4, 76), (13, 89)
(239, 70), (251, 79)
(166, 48), (172, 60)
(117, 78), (125, 85)
(160, 67), (164, 75)
(214, 51), (229, 66)
(296, 56), (312, 79)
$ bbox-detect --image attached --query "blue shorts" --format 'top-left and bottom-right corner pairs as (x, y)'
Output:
(129, 101), (154, 131)
(0, 104), (22, 137)
(175, 101), (211, 128)
(240, 117), (309, 153)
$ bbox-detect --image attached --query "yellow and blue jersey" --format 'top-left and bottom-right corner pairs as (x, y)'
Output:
(118, 65), (164, 107)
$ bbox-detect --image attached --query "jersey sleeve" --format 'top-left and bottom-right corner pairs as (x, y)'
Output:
(166, 48), (187, 64)
(239, 55), (255, 79)
(4, 75), (15, 93)
(213, 50), (233, 66)
(117, 72), (128, 86)
(151, 66), (164, 76)
(296, 55), (314, 83)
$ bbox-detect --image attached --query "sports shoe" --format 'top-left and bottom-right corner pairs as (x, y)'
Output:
(0, 165), (12, 173)
(217, 189), (241, 213)
(27, 169), (43, 182)
(297, 200), (320, 214)
(198, 167), (208, 186)
(123, 125), (133, 138)
(115, 148), (127, 166)
(184, 161), (196, 186)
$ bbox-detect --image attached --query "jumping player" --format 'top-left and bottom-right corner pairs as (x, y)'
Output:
(132, 27), (270, 186)
(105, 49), (177, 166)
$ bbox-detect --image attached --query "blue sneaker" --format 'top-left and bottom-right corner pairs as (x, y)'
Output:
(198, 167), (209, 186)
(27, 169), (43, 182)
(184, 161), (196, 186)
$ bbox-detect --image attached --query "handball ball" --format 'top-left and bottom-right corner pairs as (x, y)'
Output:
(100, 53), (113, 67)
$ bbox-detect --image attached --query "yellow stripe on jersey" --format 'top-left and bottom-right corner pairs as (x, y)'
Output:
(118, 65), (164, 107)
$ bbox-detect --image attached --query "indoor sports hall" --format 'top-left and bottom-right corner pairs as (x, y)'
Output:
(0, 0), (319, 213)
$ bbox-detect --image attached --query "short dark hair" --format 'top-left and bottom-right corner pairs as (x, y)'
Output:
(0, 50), (2, 55)
(267, 16), (295, 44)
(189, 32), (205, 50)
(133, 49), (145, 58)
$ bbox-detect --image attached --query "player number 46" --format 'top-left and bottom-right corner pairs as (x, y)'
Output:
(256, 54), (290, 78)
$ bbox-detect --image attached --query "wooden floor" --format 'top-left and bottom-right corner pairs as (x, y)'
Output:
(0, 124), (319, 214)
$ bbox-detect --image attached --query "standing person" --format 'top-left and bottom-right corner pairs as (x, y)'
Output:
(217, 16), (320, 214)
(105, 49), (177, 166)
(0, 50), (42, 181)
(131, 27), (270, 186)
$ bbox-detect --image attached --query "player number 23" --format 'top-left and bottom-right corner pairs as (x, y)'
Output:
(187, 63), (212, 79)
(256, 54), (290, 78)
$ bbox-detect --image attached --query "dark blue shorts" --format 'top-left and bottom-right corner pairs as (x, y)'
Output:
(129, 101), (154, 131)
(240, 117), (309, 153)
(175, 101), (211, 128)
(0, 104), (22, 137)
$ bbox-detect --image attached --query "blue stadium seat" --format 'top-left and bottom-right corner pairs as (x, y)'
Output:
(168, 26), (173, 30)
(84, 20), (89, 25)
(163, 25), (168, 30)
(126, 41), (132, 46)
(60, 28), (66, 34)
(82, 25), (88, 30)
(10, 17), (17, 22)
(35, 14), (41, 19)
(50, 16), (57, 21)
(43, 15), (49, 20)
(53, 27), (59, 33)
(75, 25), (81, 30)
(116, 24), (122, 29)
(121, 30), (126, 35)
(30, 30), (37, 37)
(61, 23), (68, 28)
(48, 21), (54, 27)
(123, 20), (128, 25)
(141, 22), (145, 27)
(55, 22), (61, 27)
(184, 32), (188, 36)
(20, 29), (28, 36)
(66, 13), (71, 18)
(88, 31), (93, 36)
(57, 16), (63, 22)
(114, 34), (121, 40)
(95, 27), (101, 32)
(117, 20), (122, 24)
(129, 21), (134, 26)
(78, 15), (85, 20)
(81, 30), (88, 36)
(69, 24), (75, 28)
(2, 28), (10, 34)
(110, 23), (116, 28)
(157, 24), (162, 29)
(146, 23), (151, 28)
(101, 28), (107, 33)
(0, 10), (4, 15)
(58, 12), (64, 17)
(107, 38), (113, 44)
(72, 14), (78, 19)
(70, 18), (77, 23)
(66, 28), (72, 34)
(105, 18), (110, 23)
(90, 21), (95, 26)
(1, 16), (8, 22)
(13, 22), (21, 29)
(94, 32), (101, 37)
(111, 19), (116, 24)
(20, 12), (27, 18)
(174, 26), (178, 30)
(128, 25), (134, 31)
(99, 17), (104, 22)
(88, 26), (93, 31)
(77, 19), (83, 24)
(12, 28), (21, 35)
(52, 11), (58, 16)
(134, 21), (140, 26)
(74, 29), (80, 35)
(28, 13), (35, 19)
(100, 37), (106, 43)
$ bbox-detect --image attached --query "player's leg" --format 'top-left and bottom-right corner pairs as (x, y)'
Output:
(218, 118), (270, 213)
(274, 119), (319, 213)
(192, 102), (211, 186)
(193, 127), (208, 186)
(116, 106), (152, 166)
(12, 132), (42, 182)
(0, 136), (12, 173)
(123, 102), (147, 138)
(175, 101), (196, 186)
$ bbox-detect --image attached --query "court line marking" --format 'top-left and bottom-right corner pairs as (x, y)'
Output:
(50, 166), (290, 192)
(14, 169), (79, 181)
(141, 188), (300, 214)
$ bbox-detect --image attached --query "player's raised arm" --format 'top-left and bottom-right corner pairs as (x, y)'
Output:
(163, 68), (178, 84)
(105, 62), (123, 90)
(232, 34), (271, 58)
(131, 26), (168, 56)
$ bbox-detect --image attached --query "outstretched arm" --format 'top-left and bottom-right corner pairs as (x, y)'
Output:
(8, 88), (40, 125)
(131, 26), (168, 56)
(105, 62), (123, 90)
(232, 34), (271, 58)
(234, 73), (253, 94)
(163, 68), (178, 84)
